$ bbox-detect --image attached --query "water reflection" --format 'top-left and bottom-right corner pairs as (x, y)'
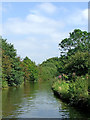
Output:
(2, 81), (90, 118)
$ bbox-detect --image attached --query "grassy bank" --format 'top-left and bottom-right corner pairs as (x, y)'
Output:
(52, 74), (90, 112)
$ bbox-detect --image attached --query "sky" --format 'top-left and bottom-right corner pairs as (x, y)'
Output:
(2, 2), (88, 64)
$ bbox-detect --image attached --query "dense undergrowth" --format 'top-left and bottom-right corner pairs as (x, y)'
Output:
(52, 75), (90, 110)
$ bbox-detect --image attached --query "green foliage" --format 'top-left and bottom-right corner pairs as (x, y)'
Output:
(52, 74), (89, 107)
(57, 29), (89, 78)
(2, 79), (8, 88)
(59, 29), (89, 56)
(41, 56), (68, 75)
(64, 51), (89, 76)
(69, 76), (88, 101)
(57, 56), (68, 74)
(2, 38), (38, 87)
(7, 57), (24, 86)
(2, 39), (16, 58)
(52, 80), (69, 99)
(23, 56), (38, 81)
(39, 62), (57, 81)
(2, 39), (24, 87)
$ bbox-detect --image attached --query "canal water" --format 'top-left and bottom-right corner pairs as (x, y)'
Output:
(2, 81), (89, 118)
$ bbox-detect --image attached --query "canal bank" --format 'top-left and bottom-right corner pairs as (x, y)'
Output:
(52, 78), (90, 115)
(52, 87), (90, 113)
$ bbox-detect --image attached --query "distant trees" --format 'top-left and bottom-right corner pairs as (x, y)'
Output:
(22, 56), (38, 82)
(39, 61), (58, 81)
(1, 39), (38, 88)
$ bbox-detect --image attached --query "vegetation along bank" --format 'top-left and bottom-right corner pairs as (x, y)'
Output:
(52, 29), (90, 111)
(1, 38), (39, 88)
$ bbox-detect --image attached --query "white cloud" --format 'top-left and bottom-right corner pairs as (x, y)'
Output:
(38, 3), (57, 14)
(4, 11), (64, 35)
(26, 14), (46, 23)
(67, 8), (88, 26)
(3, 3), (88, 64)
(82, 9), (88, 20)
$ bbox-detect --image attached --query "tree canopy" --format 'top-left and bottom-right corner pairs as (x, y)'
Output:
(1, 38), (39, 87)
(59, 29), (89, 56)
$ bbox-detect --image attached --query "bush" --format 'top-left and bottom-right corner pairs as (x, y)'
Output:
(52, 79), (70, 99)
(52, 74), (89, 106)
(64, 51), (89, 76)
(68, 75), (88, 102)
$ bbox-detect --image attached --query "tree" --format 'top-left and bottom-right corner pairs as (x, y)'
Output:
(39, 59), (58, 80)
(2, 39), (24, 87)
(7, 57), (24, 86)
(59, 29), (89, 56)
(23, 56), (38, 81)
(2, 39), (16, 58)
(64, 51), (89, 76)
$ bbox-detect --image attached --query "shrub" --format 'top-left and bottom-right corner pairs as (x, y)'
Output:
(52, 74), (89, 106)
(64, 51), (89, 76)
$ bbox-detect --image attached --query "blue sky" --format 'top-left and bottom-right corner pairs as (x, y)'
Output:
(2, 2), (88, 64)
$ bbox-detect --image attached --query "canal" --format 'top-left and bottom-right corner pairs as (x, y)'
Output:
(2, 80), (89, 118)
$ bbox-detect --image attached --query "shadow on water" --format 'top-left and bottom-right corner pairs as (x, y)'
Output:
(2, 80), (90, 119)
